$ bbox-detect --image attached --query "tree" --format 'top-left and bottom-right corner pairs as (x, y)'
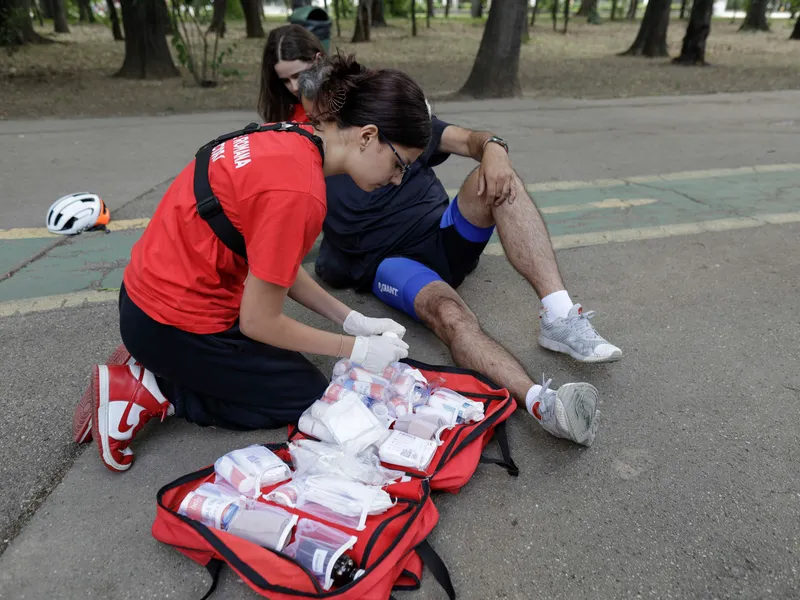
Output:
(52, 0), (69, 33)
(458, 0), (527, 98)
(105, 0), (122, 39)
(116, 0), (179, 78)
(679, 0), (688, 19)
(792, 14), (800, 39)
(627, 0), (639, 20)
(0, 0), (53, 45)
(739, 0), (769, 30)
(240, 0), (264, 37)
(426, 0), (434, 20)
(672, 0), (713, 64)
(563, 0), (570, 32)
(411, 0), (416, 36)
(209, 0), (227, 37)
(620, 0), (671, 56)
(575, 0), (594, 16)
(471, 0), (482, 18)
(445, 0), (451, 18)
(371, 0), (386, 26)
(333, 0), (341, 37)
(78, 0), (95, 22)
(352, 0), (370, 41)
(39, 0), (51, 19)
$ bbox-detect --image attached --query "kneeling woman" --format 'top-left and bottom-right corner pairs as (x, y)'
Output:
(79, 55), (432, 472)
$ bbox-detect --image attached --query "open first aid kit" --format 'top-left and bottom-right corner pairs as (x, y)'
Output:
(152, 359), (517, 600)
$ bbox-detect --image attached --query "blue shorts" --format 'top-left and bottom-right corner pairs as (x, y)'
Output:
(372, 196), (495, 320)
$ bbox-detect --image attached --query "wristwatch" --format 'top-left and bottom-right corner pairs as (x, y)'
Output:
(483, 136), (509, 154)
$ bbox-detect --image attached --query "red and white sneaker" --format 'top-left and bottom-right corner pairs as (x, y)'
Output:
(91, 363), (174, 472)
(72, 343), (136, 444)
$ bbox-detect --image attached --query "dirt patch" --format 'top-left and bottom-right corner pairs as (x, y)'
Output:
(0, 17), (798, 119)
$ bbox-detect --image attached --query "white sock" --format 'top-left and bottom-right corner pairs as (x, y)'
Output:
(525, 384), (543, 419)
(541, 290), (573, 322)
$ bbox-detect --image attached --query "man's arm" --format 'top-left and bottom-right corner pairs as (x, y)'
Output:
(438, 124), (517, 206)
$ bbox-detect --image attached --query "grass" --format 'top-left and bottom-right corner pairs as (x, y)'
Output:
(0, 16), (798, 119)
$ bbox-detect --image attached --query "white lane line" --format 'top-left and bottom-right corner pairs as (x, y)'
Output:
(3, 163), (797, 241)
(0, 218), (151, 241)
(483, 211), (800, 255)
(4, 210), (799, 317)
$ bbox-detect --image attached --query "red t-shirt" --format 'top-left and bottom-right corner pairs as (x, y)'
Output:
(124, 126), (326, 334)
(290, 104), (308, 122)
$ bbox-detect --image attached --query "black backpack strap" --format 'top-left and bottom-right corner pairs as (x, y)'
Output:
(479, 421), (520, 477)
(416, 540), (456, 600)
(199, 558), (224, 600)
(193, 122), (324, 260)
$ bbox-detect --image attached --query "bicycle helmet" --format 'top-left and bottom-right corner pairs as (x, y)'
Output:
(46, 192), (111, 235)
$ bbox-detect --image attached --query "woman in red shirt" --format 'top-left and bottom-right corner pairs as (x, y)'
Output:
(79, 54), (432, 473)
(258, 24), (325, 124)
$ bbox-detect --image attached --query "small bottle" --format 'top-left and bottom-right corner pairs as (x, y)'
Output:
(330, 553), (362, 587)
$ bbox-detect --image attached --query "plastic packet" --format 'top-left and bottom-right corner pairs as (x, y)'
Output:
(178, 483), (242, 531)
(415, 404), (460, 427)
(393, 412), (451, 445)
(425, 388), (485, 424)
(214, 445), (292, 499)
(378, 430), (438, 471)
(284, 519), (363, 590)
(264, 480), (303, 508)
(226, 502), (298, 551)
(288, 439), (404, 488)
(297, 410), (337, 444)
(293, 474), (394, 531)
(316, 392), (389, 454)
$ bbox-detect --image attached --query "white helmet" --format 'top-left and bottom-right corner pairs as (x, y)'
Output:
(46, 192), (110, 235)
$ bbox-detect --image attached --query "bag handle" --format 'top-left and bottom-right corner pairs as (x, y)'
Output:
(479, 421), (520, 477)
(200, 558), (224, 600)
(416, 540), (456, 600)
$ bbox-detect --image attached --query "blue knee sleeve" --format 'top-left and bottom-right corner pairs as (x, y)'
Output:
(440, 195), (495, 243)
(372, 258), (442, 321)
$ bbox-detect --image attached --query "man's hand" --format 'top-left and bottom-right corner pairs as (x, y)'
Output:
(343, 310), (407, 338)
(477, 143), (517, 207)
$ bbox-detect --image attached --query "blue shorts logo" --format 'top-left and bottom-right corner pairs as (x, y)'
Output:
(377, 282), (399, 297)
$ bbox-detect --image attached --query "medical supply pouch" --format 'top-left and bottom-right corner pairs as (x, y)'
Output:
(290, 359), (519, 495)
(152, 443), (456, 600)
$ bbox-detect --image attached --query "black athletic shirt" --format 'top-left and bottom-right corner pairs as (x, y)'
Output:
(315, 116), (452, 291)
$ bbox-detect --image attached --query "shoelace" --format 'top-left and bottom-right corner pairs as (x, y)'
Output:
(568, 308), (603, 340)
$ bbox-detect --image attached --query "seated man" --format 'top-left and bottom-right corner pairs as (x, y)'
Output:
(315, 113), (622, 448)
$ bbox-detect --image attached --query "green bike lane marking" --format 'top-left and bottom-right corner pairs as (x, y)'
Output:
(1, 168), (798, 305)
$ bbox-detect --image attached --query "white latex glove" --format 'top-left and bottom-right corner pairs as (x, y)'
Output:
(343, 310), (406, 339)
(350, 335), (409, 373)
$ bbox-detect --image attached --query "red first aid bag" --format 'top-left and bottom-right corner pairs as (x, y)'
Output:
(152, 444), (457, 600)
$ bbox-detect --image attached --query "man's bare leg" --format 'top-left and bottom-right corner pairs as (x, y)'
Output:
(455, 168), (622, 363)
(414, 280), (600, 446)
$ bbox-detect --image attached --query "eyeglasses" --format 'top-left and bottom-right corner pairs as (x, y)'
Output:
(379, 131), (410, 178)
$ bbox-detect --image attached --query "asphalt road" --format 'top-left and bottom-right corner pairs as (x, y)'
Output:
(0, 91), (798, 599)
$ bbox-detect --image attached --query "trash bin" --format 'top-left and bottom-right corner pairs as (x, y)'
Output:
(289, 6), (332, 54)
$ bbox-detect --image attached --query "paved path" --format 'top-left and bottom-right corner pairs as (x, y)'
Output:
(0, 91), (799, 600)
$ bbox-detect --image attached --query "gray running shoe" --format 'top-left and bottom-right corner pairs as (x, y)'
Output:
(539, 304), (622, 363)
(530, 378), (600, 447)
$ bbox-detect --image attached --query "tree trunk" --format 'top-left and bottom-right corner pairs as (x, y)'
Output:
(333, 0), (341, 37)
(105, 0), (122, 39)
(371, 0), (386, 26)
(621, 0), (670, 56)
(79, 0), (96, 22)
(563, 0), (570, 32)
(679, 0), (688, 19)
(673, 0), (713, 64)
(159, 0), (173, 34)
(611, 0), (618, 20)
(426, 0), (434, 18)
(411, 0), (417, 35)
(530, 0), (539, 26)
(739, 0), (769, 30)
(53, 0), (70, 32)
(39, 0), (52, 20)
(575, 0), (594, 16)
(627, 0), (638, 20)
(445, 0), (450, 18)
(240, 0), (264, 37)
(458, 0), (527, 98)
(0, 0), (54, 45)
(552, 0), (559, 30)
(115, 0), (179, 78)
(471, 0), (482, 18)
(791, 15), (800, 39)
(209, 0), (227, 37)
(351, 0), (370, 41)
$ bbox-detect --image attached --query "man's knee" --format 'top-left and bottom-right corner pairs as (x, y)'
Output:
(414, 281), (480, 344)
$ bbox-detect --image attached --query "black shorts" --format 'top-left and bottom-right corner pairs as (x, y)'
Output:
(118, 284), (328, 431)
